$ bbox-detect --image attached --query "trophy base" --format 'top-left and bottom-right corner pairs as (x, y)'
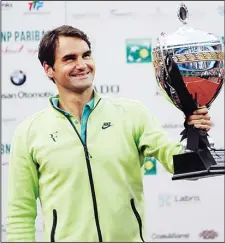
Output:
(172, 149), (225, 181)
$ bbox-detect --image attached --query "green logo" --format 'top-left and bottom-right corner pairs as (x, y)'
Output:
(221, 36), (224, 45)
(1, 144), (11, 155)
(144, 157), (157, 175)
(1, 30), (46, 42)
(126, 38), (152, 64)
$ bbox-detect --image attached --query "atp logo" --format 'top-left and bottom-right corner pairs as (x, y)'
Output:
(144, 157), (157, 175)
(28, 1), (44, 11)
(126, 38), (152, 64)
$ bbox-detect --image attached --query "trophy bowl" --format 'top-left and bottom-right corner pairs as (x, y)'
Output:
(152, 3), (225, 180)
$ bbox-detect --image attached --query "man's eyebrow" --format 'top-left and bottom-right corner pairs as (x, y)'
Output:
(83, 50), (92, 55)
(62, 50), (92, 61)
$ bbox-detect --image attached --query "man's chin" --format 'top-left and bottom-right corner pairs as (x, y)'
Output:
(71, 84), (93, 94)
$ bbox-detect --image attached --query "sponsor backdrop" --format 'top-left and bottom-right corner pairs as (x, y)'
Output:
(1, 1), (224, 242)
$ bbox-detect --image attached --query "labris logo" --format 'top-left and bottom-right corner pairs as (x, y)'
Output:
(50, 131), (58, 142)
(102, 122), (113, 129)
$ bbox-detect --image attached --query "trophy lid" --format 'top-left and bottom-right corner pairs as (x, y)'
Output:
(158, 3), (221, 48)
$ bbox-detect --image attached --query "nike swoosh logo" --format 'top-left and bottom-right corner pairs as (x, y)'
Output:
(102, 123), (113, 129)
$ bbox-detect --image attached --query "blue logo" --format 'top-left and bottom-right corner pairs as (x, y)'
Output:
(175, 46), (216, 72)
(10, 70), (26, 86)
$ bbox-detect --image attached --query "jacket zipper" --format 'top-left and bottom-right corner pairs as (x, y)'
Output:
(130, 198), (145, 242)
(63, 98), (103, 242)
(51, 209), (57, 242)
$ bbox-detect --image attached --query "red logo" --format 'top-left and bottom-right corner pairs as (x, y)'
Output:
(199, 230), (218, 239)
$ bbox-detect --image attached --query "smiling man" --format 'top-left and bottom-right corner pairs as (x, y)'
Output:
(6, 25), (211, 242)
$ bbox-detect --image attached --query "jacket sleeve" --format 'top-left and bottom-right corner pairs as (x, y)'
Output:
(134, 102), (184, 173)
(6, 122), (39, 242)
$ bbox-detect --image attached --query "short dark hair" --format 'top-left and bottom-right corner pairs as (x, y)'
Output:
(38, 25), (91, 82)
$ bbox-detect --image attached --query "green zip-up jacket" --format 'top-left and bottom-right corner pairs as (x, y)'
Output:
(6, 91), (184, 242)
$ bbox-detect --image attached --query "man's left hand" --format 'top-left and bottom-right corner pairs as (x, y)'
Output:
(186, 106), (211, 131)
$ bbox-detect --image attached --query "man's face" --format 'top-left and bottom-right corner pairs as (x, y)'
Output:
(45, 36), (95, 93)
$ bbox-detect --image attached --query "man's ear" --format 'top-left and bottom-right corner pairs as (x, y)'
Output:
(43, 61), (54, 79)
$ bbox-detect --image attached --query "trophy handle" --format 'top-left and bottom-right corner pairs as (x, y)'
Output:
(164, 54), (198, 117)
(164, 54), (217, 167)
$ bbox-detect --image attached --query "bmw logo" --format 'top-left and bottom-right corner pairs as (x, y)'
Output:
(10, 70), (26, 86)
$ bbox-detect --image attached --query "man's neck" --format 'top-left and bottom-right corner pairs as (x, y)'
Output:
(58, 87), (94, 121)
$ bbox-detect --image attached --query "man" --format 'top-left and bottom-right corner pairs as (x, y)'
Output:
(6, 25), (211, 242)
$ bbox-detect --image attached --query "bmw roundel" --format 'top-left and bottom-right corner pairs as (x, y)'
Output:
(10, 70), (26, 86)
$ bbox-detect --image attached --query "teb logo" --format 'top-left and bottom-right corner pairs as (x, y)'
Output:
(28, 1), (44, 11)
(199, 230), (218, 239)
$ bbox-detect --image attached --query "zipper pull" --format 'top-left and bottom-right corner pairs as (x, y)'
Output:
(84, 144), (92, 159)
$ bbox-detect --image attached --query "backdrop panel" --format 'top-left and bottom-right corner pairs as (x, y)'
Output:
(1, 1), (224, 242)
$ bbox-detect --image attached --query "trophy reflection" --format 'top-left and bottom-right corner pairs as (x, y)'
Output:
(152, 3), (225, 180)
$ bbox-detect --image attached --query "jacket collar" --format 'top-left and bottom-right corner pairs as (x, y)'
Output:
(48, 89), (101, 117)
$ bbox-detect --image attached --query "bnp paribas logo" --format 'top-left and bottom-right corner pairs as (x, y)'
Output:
(126, 38), (152, 64)
(144, 157), (157, 175)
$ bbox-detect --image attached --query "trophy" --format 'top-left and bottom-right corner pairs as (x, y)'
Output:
(152, 3), (225, 180)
